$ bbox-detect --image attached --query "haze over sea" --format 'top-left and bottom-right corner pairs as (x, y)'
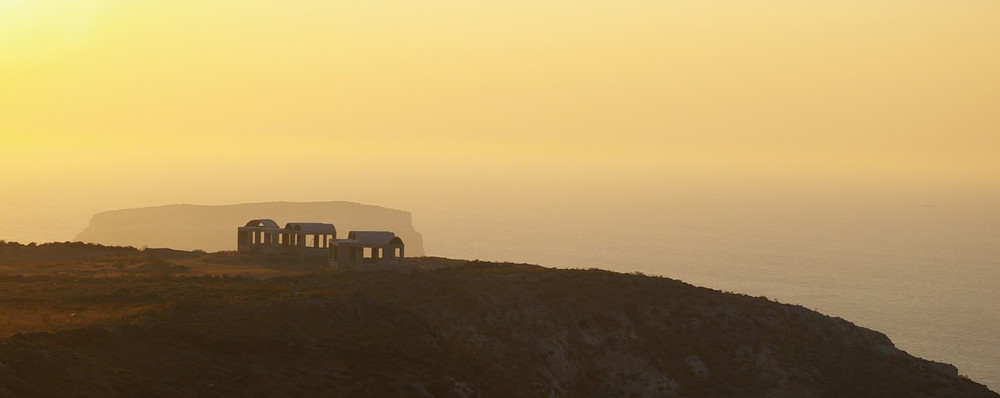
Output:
(3, 0), (998, 394)
(3, 189), (998, 391)
(423, 194), (1000, 391)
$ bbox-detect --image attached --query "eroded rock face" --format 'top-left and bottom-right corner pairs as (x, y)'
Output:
(74, 201), (424, 255)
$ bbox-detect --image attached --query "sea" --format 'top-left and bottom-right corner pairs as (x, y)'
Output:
(2, 196), (998, 391)
(412, 197), (1000, 391)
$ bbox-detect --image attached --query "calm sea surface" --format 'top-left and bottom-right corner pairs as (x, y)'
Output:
(3, 198), (998, 391)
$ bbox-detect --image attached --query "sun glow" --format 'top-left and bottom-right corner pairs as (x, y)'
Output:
(1, 0), (998, 213)
(0, 0), (97, 49)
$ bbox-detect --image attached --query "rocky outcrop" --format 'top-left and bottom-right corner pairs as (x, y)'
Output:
(74, 201), (424, 255)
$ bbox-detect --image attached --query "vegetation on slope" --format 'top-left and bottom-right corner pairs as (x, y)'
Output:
(0, 242), (995, 397)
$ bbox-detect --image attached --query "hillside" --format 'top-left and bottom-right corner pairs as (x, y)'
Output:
(0, 242), (995, 397)
(74, 201), (425, 255)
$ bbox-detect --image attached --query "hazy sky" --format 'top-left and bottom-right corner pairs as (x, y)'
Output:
(5, 3), (999, 387)
(2, 1), (998, 215)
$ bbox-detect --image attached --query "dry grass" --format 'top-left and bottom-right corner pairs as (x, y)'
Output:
(0, 242), (994, 398)
(0, 242), (461, 340)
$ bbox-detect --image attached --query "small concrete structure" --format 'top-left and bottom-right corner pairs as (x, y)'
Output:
(237, 219), (283, 254)
(328, 231), (409, 271)
(283, 222), (336, 257)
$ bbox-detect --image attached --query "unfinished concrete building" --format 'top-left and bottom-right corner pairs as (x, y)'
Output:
(237, 220), (410, 271)
(328, 231), (408, 271)
(236, 219), (283, 254)
(283, 222), (337, 257)
(236, 219), (336, 258)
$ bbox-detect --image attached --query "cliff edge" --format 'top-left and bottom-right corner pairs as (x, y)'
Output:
(74, 201), (424, 255)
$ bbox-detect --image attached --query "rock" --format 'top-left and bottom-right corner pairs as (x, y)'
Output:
(684, 354), (710, 380)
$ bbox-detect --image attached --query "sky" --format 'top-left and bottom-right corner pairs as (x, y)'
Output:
(4, 2), (1000, 387)
(2, 0), (999, 238)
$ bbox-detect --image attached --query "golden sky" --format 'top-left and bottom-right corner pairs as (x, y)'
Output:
(2, 0), (999, 210)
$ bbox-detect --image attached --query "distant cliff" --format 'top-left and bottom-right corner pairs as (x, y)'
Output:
(74, 201), (424, 255)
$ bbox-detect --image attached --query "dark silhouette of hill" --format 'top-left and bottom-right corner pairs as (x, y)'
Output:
(0, 243), (995, 397)
(0, 241), (139, 266)
(74, 201), (424, 255)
